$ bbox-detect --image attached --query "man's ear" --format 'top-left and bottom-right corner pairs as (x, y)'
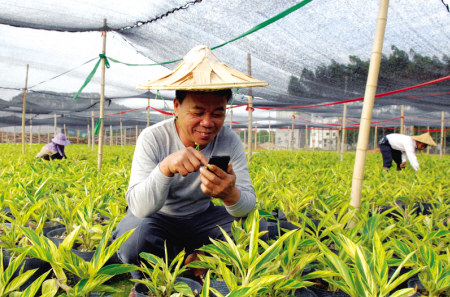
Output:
(173, 98), (180, 116)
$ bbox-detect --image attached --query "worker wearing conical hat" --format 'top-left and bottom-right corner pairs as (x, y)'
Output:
(378, 132), (437, 171)
(112, 46), (268, 292)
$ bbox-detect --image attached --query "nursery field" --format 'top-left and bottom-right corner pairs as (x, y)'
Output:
(1, 143), (450, 297)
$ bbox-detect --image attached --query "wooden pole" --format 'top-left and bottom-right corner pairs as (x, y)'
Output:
(230, 108), (233, 130)
(312, 129), (315, 151)
(374, 126), (378, 151)
(291, 113), (295, 153)
(77, 130), (79, 144)
(427, 126), (430, 154)
(305, 125), (309, 150)
(268, 112), (271, 151)
(441, 111), (445, 159)
(110, 125), (113, 146)
(97, 19), (107, 170)
(47, 125), (50, 143)
(147, 98), (150, 127)
(91, 95), (95, 152)
(328, 129), (332, 151)
(254, 126), (257, 151)
(29, 113), (33, 147)
(21, 64), (29, 155)
(54, 114), (57, 137)
(120, 119), (123, 150)
(341, 104), (347, 161)
(64, 124), (67, 137)
(400, 105), (404, 134)
(350, 0), (389, 223)
(247, 53), (253, 162)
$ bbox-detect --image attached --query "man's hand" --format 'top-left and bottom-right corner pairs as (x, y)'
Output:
(400, 162), (406, 168)
(159, 147), (209, 177)
(199, 162), (240, 206)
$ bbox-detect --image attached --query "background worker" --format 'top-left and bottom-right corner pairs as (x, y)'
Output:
(378, 132), (437, 171)
(112, 45), (269, 294)
(35, 133), (70, 160)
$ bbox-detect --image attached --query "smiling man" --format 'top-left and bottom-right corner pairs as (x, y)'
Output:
(112, 46), (268, 293)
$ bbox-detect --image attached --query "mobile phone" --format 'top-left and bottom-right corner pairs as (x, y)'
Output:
(208, 155), (230, 173)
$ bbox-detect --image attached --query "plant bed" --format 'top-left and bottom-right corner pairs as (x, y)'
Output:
(3, 249), (52, 294)
(45, 227), (67, 247)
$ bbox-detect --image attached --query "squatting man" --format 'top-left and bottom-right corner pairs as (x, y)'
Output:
(112, 45), (269, 294)
(378, 132), (437, 171)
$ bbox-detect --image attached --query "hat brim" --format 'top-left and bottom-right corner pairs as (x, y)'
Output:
(52, 138), (71, 146)
(137, 81), (269, 91)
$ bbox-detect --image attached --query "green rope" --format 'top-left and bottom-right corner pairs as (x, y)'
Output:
(94, 117), (102, 136)
(73, 54), (110, 100)
(108, 56), (182, 66)
(212, 0), (313, 50)
(106, 0), (314, 67)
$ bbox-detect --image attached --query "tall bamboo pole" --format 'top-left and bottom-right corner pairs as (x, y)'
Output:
(254, 126), (257, 151)
(268, 112), (271, 151)
(110, 125), (113, 146)
(54, 114), (57, 137)
(87, 125), (90, 147)
(400, 105), (404, 134)
(305, 125), (309, 150)
(341, 103), (347, 161)
(247, 53), (253, 162)
(328, 129), (332, 151)
(147, 98), (150, 127)
(350, 0), (389, 224)
(120, 119), (123, 150)
(441, 111), (445, 159)
(64, 124), (67, 137)
(29, 113), (32, 147)
(373, 126), (378, 151)
(230, 108), (233, 129)
(97, 19), (107, 170)
(312, 129), (315, 151)
(91, 96), (95, 152)
(135, 125), (138, 145)
(291, 113), (295, 153)
(21, 65), (29, 155)
(427, 126), (430, 154)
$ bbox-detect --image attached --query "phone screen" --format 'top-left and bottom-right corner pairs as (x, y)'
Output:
(208, 155), (230, 173)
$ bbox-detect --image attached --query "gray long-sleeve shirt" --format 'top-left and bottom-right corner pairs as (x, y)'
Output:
(126, 118), (256, 219)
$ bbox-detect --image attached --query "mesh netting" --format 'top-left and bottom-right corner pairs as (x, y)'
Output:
(1, 0), (450, 138)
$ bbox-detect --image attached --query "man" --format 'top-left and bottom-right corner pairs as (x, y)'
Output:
(112, 46), (268, 293)
(378, 132), (437, 171)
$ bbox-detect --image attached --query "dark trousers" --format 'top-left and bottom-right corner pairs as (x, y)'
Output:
(112, 202), (267, 279)
(379, 137), (402, 170)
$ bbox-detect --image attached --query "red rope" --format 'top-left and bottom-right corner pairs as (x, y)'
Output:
(253, 74), (450, 110)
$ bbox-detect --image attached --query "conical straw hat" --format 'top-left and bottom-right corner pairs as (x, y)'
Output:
(411, 132), (437, 146)
(137, 45), (269, 91)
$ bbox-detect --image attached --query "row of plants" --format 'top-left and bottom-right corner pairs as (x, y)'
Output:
(0, 144), (449, 296)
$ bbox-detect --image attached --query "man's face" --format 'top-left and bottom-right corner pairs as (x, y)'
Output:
(417, 142), (427, 151)
(174, 91), (227, 149)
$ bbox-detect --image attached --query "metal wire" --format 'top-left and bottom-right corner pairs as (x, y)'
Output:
(114, 0), (203, 31)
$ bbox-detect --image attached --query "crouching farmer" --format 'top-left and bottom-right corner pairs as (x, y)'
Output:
(379, 132), (437, 171)
(111, 45), (269, 296)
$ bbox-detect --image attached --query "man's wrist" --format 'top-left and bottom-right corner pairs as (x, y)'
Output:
(221, 187), (240, 206)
